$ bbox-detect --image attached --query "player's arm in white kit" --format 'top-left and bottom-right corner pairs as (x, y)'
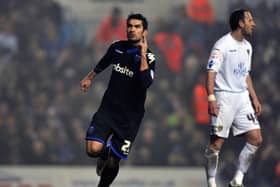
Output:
(206, 44), (224, 117)
(246, 74), (261, 115)
(206, 70), (218, 116)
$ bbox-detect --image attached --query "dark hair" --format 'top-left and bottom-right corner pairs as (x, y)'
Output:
(127, 13), (148, 30)
(229, 9), (249, 31)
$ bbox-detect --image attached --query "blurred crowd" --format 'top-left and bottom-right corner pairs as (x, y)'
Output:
(0, 0), (279, 186)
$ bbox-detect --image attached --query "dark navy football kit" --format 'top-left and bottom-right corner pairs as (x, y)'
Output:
(85, 40), (156, 159)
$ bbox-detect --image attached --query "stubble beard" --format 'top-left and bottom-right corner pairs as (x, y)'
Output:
(128, 38), (141, 44)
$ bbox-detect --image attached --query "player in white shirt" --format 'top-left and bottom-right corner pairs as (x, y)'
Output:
(204, 9), (263, 187)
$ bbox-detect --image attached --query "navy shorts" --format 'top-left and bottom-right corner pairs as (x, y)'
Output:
(85, 110), (143, 160)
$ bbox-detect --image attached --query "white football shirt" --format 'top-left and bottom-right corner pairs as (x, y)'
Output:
(207, 33), (252, 92)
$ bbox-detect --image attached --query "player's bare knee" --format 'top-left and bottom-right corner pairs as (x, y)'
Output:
(86, 141), (104, 157)
(255, 135), (263, 147)
(86, 149), (99, 157)
(211, 142), (223, 150)
(248, 136), (263, 147)
(247, 132), (263, 147)
(86, 145), (103, 157)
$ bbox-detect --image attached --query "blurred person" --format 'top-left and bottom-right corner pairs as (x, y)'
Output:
(153, 22), (184, 74)
(30, 139), (49, 164)
(5, 114), (20, 164)
(186, 0), (215, 54)
(0, 115), (9, 164)
(166, 129), (186, 166)
(192, 72), (210, 134)
(186, 0), (214, 26)
(80, 13), (155, 187)
(94, 6), (126, 58)
(41, 18), (67, 64)
(204, 9), (263, 187)
(0, 18), (18, 68)
(276, 161), (280, 186)
(182, 52), (201, 91)
(95, 6), (126, 44)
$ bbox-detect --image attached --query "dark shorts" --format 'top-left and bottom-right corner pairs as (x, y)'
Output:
(85, 110), (143, 160)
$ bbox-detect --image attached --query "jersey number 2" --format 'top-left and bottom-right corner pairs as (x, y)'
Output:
(121, 140), (131, 155)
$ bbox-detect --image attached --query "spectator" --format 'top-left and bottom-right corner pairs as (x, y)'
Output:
(0, 18), (18, 70)
(153, 22), (184, 74)
(95, 6), (126, 45)
(186, 0), (215, 25)
(94, 6), (126, 59)
(192, 72), (210, 134)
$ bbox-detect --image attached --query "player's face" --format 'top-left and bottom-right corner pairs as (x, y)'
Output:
(241, 11), (256, 36)
(126, 19), (145, 43)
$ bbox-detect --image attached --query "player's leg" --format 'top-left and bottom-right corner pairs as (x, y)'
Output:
(86, 140), (110, 176)
(205, 135), (224, 187)
(85, 113), (113, 176)
(96, 136), (132, 187)
(97, 150), (120, 187)
(205, 92), (235, 187)
(86, 140), (105, 157)
(230, 93), (262, 186)
(229, 129), (262, 187)
(85, 124), (111, 160)
(98, 121), (138, 187)
(96, 145), (110, 176)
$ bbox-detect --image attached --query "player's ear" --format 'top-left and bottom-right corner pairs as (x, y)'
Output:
(238, 20), (244, 29)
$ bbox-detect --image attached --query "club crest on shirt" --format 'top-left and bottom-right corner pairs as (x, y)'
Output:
(88, 126), (95, 134)
(211, 125), (223, 133)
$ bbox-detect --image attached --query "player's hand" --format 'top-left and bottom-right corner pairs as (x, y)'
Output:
(252, 98), (262, 116)
(138, 31), (148, 56)
(80, 78), (92, 92)
(208, 101), (218, 117)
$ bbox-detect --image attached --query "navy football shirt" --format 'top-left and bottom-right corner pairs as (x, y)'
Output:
(93, 40), (156, 122)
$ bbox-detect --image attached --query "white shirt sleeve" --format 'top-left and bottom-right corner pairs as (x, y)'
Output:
(206, 46), (224, 72)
